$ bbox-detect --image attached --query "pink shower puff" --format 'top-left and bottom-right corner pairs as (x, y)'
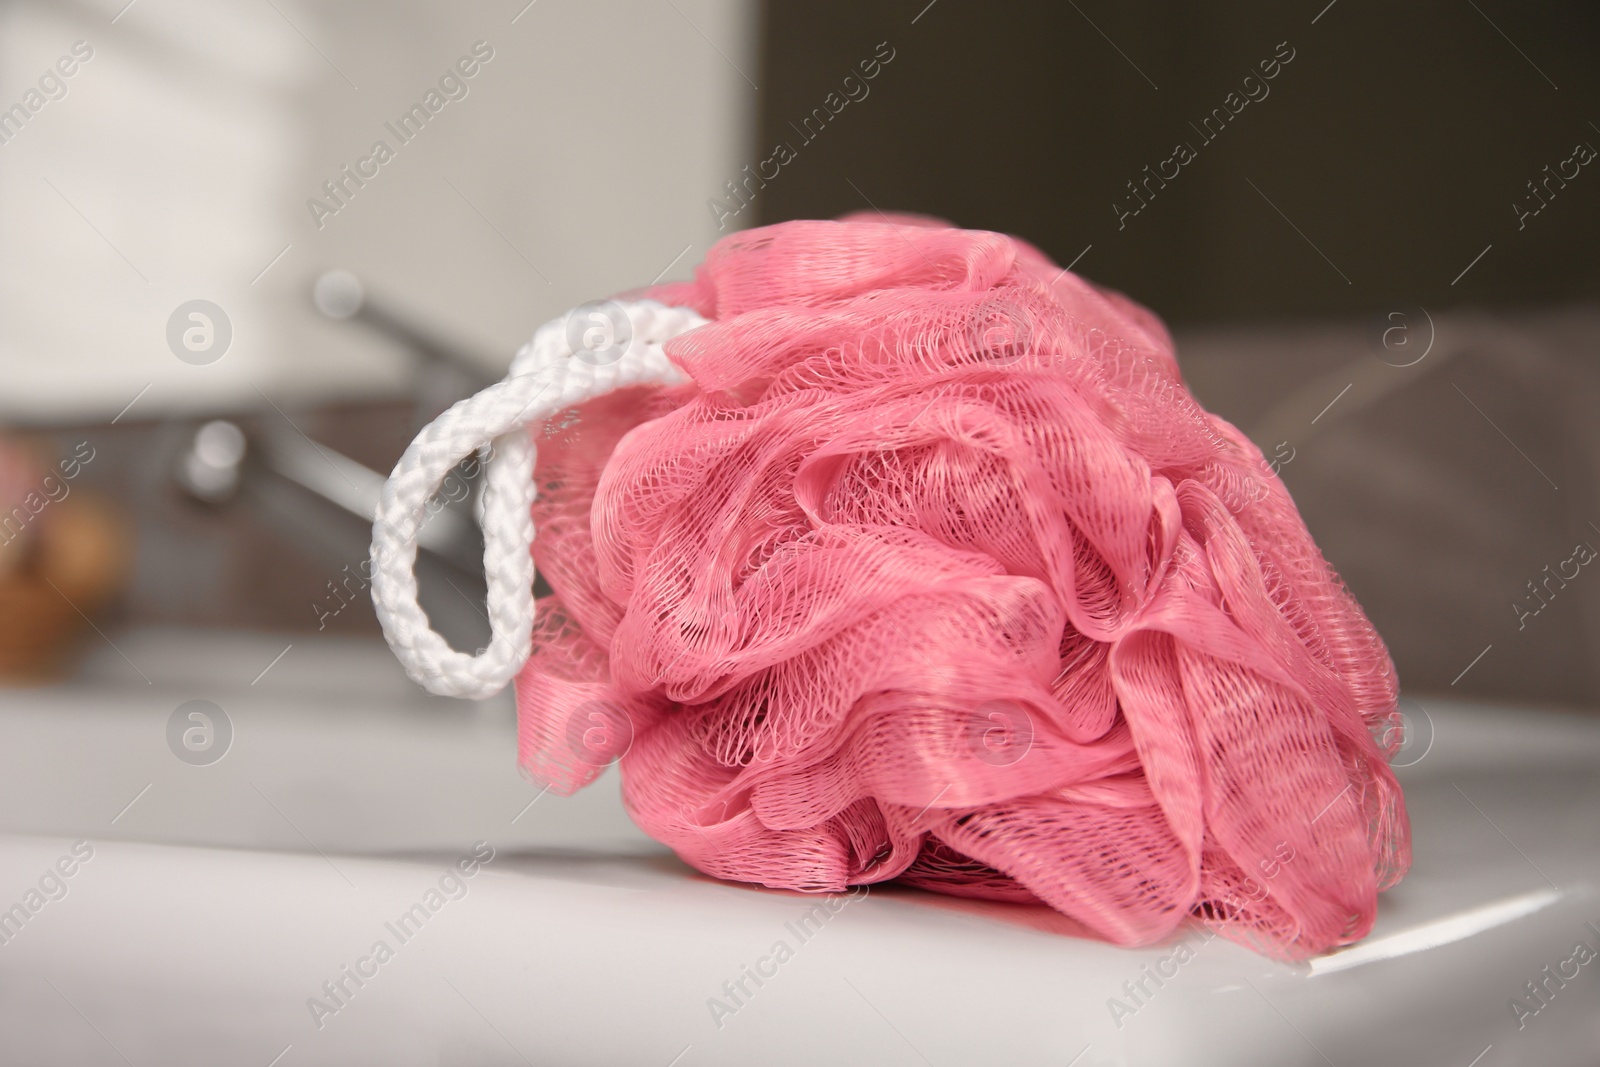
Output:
(514, 215), (1410, 960)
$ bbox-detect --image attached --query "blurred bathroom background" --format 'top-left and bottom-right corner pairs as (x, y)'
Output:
(2, 0), (1598, 708)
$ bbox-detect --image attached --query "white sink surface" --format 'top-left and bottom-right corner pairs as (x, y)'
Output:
(0, 628), (652, 856)
(2, 630), (1598, 1065)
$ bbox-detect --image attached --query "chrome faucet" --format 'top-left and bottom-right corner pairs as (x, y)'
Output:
(174, 269), (505, 579)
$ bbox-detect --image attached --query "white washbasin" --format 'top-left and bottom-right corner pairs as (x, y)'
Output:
(0, 628), (651, 857)
(2, 629), (1598, 1065)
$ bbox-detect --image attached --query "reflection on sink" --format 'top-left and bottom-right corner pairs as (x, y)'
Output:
(2, 629), (1599, 1065)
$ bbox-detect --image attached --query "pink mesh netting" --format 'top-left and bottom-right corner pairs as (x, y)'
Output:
(514, 215), (1410, 960)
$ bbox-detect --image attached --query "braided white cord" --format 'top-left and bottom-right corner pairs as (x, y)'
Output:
(371, 300), (706, 698)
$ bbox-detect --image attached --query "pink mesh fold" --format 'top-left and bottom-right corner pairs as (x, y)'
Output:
(515, 216), (1410, 960)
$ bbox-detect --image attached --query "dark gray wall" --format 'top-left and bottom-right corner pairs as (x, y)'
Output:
(752, 0), (1600, 323)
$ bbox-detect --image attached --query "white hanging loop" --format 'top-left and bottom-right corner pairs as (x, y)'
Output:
(371, 299), (707, 698)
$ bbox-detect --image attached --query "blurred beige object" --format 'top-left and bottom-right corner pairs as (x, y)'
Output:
(0, 437), (38, 581)
(0, 492), (130, 682)
(0, 525), (27, 581)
